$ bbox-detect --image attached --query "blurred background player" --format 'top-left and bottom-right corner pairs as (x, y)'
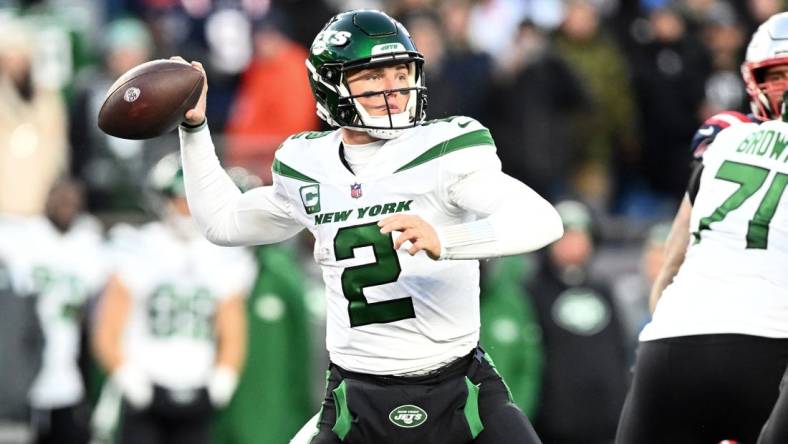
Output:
(616, 11), (788, 444)
(92, 153), (255, 444)
(0, 178), (106, 444)
(0, 239), (41, 444)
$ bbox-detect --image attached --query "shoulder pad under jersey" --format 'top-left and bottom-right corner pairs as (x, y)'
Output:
(691, 111), (755, 159)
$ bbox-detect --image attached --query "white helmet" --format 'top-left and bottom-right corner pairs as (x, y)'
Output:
(741, 12), (788, 120)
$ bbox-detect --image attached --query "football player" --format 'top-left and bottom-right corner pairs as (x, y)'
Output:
(176, 9), (563, 444)
(92, 153), (255, 444)
(0, 178), (106, 444)
(615, 12), (788, 444)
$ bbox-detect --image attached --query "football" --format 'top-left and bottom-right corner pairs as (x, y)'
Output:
(98, 59), (204, 140)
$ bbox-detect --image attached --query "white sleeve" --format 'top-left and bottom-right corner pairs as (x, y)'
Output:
(179, 123), (303, 246)
(435, 151), (563, 260)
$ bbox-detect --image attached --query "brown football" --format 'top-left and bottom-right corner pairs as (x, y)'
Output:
(98, 59), (204, 140)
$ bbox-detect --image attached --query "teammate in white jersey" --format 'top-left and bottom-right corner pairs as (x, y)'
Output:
(616, 12), (788, 444)
(0, 179), (106, 444)
(92, 154), (255, 444)
(176, 9), (562, 444)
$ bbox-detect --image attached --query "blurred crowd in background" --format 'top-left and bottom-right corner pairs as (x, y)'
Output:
(0, 0), (785, 443)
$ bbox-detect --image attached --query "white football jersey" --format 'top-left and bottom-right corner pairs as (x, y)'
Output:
(272, 117), (500, 374)
(108, 221), (255, 389)
(0, 215), (107, 409)
(641, 119), (788, 340)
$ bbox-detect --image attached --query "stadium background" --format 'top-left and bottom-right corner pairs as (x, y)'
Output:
(0, 0), (785, 442)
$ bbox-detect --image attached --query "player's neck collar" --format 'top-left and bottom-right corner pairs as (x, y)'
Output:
(340, 140), (385, 176)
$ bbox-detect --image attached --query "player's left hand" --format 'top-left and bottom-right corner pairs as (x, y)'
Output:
(379, 215), (441, 260)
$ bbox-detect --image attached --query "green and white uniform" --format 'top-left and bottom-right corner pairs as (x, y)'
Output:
(179, 117), (562, 375)
(641, 119), (788, 341)
(0, 215), (106, 409)
(108, 222), (255, 389)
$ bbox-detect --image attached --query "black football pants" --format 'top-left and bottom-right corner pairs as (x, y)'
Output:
(616, 334), (788, 444)
(310, 347), (541, 444)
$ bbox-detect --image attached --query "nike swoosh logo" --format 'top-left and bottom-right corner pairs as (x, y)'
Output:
(698, 127), (715, 136)
(458, 120), (472, 128)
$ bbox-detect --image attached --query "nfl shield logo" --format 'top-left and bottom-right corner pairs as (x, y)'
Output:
(350, 183), (362, 199)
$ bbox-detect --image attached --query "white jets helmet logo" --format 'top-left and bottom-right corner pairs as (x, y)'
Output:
(311, 30), (352, 55)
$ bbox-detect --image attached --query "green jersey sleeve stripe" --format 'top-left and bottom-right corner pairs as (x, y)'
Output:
(394, 128), (495, 173)
(272, 158), (318, 183)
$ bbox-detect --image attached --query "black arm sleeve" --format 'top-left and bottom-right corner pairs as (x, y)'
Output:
(687, 160), (704, 205)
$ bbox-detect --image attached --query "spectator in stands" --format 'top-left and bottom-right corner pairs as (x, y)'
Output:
(0, 18), (68, 216)
(225, 10), (318, 182)
(739, 0), (785, 36)
(273, 0), (337, 48)
(626, 4), (710, 204)
(553, 0), (640, 210)
(487, 20), (589, 200)
(466, 0), (527, 61)
(698, 1), (748, 117)
(388, 0), (435, 24)
(406, 9), (492, 120)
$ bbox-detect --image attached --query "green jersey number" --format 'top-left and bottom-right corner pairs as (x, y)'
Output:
(31, 266), (85, 321)
(334, 222), (415, 327)
(147, 284), (215, 339)
(694, 160), (788, 249)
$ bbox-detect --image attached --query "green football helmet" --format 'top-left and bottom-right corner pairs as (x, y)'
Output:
(148, 153), (262, 199)
(306, 9), (427, 139)
(146, 153), (262, 219)
(148, 152), (185, 198)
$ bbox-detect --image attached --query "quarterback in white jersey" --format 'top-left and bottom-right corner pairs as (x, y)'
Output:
(617, 12), (788, 444)
(0, 179), (106, 444)
(93, 154), (255, 444)
(177, 9), (562, 444)
(232, 116), (523, 375)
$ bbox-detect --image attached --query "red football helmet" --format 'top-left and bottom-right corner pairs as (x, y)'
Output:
(741, 12), (788, 120)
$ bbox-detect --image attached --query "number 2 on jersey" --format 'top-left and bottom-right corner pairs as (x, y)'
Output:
(334, 222), (415, 327)
(695, 160), (788, 249)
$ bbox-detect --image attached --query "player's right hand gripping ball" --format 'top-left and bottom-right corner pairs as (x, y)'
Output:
(98, 59), (204, 140)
